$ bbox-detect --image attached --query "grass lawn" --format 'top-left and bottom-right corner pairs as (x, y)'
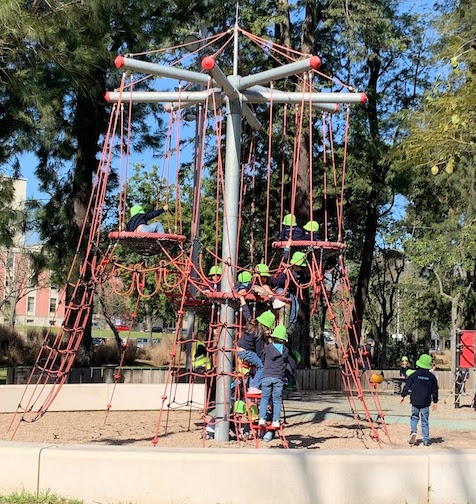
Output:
(14, 325), (166, 340)
(0, 491), (83, 504)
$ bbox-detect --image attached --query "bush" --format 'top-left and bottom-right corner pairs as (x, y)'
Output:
(93, 338), (137, 366)
(0, 326), (44, 366)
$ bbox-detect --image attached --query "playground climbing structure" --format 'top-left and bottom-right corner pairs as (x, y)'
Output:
(9, 25), (391, 447)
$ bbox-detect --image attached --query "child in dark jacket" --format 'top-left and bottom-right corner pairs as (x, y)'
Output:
(400, 353), (438, 446)
(302, 220), (319, 241)
(237, 296), (275, 394)
(279, 214), (304, 241)
(258, 325), (289, 428)
(126, 204), (168, 233)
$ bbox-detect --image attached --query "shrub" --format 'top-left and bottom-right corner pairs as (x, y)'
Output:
(93, 338), (137, 366)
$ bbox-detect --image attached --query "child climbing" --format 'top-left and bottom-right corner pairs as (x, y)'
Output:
(259, 324), (289, 428)
(237, 295), (275, 395)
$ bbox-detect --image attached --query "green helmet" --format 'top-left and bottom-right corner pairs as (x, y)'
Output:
(256, 310), (275, 328)
(237, 271), (252, 284)
(416, 353), (432, 370)
(405, 369), (415, 377)
(255, 263), (271, 277)
(290, 251), (307, 267)
(233, 400), (246, 415)
(208, 265), (222, 276)
(401, 356), (408, 362)
(130, 205), (145, 217)
(303, 220), (319, 232)
(282, 214), (297, 226)
(272, 325), (287, 341)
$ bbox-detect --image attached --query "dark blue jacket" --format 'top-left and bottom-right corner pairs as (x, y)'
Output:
(126, 208), (165, 232)
(401, 369), (438, 408)
(262, 342), (289, 381)
(278, 226), (304, 241)
(237, 303), (264, 355)
(303, 231), (319, 241)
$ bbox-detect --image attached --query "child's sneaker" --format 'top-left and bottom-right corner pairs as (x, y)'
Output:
(258, 418), (266, 426)
(247, 387), (261, 395)
(271, 420), (280, 428)
(408, 432), (417, 445)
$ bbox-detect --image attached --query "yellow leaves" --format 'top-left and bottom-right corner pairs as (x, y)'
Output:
(445, 157), (455, 174)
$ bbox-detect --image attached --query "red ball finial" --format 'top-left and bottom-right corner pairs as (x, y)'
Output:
(202, 56), (215, 71)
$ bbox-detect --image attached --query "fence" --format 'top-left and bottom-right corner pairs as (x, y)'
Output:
(5, 366), (474, 391)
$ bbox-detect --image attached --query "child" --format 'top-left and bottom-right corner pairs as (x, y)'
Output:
(237, 296), (275, 394)
(126, 204), (168, 233)
(399, 356), (410, 377)
(234, 270), (253, 295)
(279, 214), (304, 241)
(259, 324), (289, 428)
(400, 353), (439, 446)
(205, 264), (222, 292)
(302, 220), (319, 241)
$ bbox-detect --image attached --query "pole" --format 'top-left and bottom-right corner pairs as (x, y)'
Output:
(214, 96), (242, 441)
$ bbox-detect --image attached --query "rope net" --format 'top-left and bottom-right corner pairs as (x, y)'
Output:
(9, 27), (390, 447)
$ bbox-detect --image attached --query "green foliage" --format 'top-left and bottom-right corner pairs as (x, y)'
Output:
(0, 490), (82, 504)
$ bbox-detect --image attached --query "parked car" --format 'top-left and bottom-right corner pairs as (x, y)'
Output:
(92, 337), (106, 347)
(151, 327), (163, 333)
(135, 338), (148, 348)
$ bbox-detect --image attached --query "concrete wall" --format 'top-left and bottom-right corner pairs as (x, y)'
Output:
(0, 442), (475, 504)
(0, 384), (206, 413)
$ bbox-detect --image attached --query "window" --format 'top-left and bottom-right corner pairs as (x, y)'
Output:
(49, 297), (57, 313)
(27, 296), (35, 313)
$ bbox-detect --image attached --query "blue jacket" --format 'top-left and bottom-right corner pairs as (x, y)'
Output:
(401, 369), (438, 408)
(262, 342), (289, 381)
(126, 208), (165, 232)
(278, 226), (304, 241)
(237, 303), (265, 355)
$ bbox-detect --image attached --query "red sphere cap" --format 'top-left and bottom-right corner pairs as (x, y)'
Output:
(104, 91), (111, 102)
(334, 104), (339, 112)
(309, 55), (321, 70)
(360, 93), (368, 103)
(202, 56), (215, 71)
(114, 55), (125, 69)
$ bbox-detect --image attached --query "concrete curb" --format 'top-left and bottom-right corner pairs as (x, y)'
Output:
(1, 442), (475, 504)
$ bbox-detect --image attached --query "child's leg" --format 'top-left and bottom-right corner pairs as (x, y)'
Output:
(410, 405), (420, 434)
(420, 406), (430, 445)
(259, 377), (272, 420)
(271, 378), (285, 421)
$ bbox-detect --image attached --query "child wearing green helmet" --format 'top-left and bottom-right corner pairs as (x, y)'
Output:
(278, 214), (304, 241)
(126, 203), (169, 233)
(234, 270), (253, 295)
(302, 220), (320, 241)
(258, 324), (290, 429)
(237, 296), (275, 394)
(400, 353), (439, 447)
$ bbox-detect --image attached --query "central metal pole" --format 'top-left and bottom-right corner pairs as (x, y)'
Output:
(214, 96), (242, 441)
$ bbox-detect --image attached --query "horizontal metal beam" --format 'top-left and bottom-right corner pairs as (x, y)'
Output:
(237, 56), (321, 90)
(244, 86), (367, 104)
(105, 89), (340, 113)
(114, 55), (211, 86)
(105, 90), (220, 104)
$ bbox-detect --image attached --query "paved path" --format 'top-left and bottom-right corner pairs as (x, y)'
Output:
(283, 391), (476, 431)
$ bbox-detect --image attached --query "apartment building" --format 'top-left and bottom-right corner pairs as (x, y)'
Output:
(0, 178), (65, 329)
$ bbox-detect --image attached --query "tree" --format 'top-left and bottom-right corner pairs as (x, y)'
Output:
(323, 0), (431, 340)
(397, 0), (476, 374)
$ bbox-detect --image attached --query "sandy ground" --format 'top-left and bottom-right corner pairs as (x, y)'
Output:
(1, 392), (475, 450)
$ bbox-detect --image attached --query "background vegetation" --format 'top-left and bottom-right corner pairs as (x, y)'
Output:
(1, 0), (475, 370)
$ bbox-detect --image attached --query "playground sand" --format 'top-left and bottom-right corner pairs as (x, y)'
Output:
(1, 392), (474, 450)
